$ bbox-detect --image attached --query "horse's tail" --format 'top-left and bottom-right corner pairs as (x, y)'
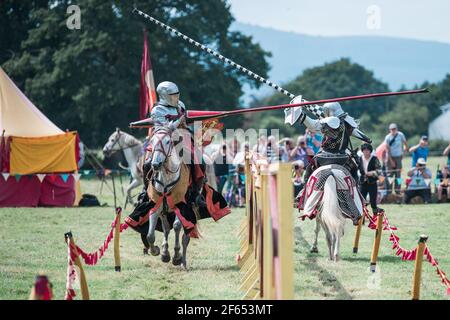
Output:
(320, 174), (345, 237)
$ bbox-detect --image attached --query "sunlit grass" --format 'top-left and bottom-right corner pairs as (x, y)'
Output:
(0, 178), (448, 300)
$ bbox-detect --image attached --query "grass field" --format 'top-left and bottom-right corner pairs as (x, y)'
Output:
(0, 177), (449, 300)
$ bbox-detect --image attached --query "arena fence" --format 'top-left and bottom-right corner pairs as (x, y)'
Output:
(236, 153), (294, 300)
(59, 158), (449, 300)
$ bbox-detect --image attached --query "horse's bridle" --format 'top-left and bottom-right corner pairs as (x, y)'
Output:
(151, 130), (181, 175)
(105, 131), (141, 155)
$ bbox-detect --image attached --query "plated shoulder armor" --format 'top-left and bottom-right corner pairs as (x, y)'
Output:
(319, 116), (340, 129)
(343, 115), (358, 128)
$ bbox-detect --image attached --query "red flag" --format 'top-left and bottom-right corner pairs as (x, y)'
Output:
(140, 29), (157, 120)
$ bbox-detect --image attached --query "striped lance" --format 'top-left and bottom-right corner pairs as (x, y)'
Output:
(132, 7), (325, 119)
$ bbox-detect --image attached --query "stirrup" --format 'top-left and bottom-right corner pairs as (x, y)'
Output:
(195, 194), (207, 207)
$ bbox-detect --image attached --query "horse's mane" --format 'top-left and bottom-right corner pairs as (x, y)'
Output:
(120, 131), (143, 147)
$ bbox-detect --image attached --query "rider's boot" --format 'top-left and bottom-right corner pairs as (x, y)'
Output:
(303, 163), (314, 187)
(194, 178), (207, 207)
(190, 164), (207, 207)
(373, 206), (384, 215)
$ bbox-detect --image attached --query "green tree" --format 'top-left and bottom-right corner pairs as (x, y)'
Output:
(1, 0), (270, 146)
(0, 1), (48, 64)
(374, 101), (429, 141)
(247, 58), (390, 137)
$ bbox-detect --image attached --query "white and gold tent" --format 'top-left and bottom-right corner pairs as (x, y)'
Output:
(0, 67), (80, 207)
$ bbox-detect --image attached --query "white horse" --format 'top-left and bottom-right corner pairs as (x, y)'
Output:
(145, 128), (193, 269)
(303, 164), (364, 262)
(102, 128), (144, 206)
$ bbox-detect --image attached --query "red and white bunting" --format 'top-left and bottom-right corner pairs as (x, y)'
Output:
(37, 174), (46, 183)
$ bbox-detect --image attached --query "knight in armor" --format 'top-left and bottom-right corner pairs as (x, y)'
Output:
(292, 97), (372, 220)
(142, 81), (207, 207)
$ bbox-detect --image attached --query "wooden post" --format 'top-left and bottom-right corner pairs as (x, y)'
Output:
(370, 210), (384, 272)
(254, 163), (263, 299)
(237, 153), (253, 268)
(245, 153), (253, 245)
(353, 216), (364, 253)
(114, 208), (122, 272)
(276, 163), (294, 299)
(261, 172), (273, 299)
(64, 232), (90, 300)
(412, 235), (428, 300)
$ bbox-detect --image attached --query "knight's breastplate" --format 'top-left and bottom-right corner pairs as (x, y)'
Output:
(152, 103), (180, 128)
(320, 121), (350, 154)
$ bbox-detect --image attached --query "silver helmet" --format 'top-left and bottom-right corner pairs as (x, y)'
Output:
(323, 102), (346, 118)
(157, 81), (180, 107)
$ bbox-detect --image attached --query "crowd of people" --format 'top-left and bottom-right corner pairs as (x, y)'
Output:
(208, 123), (450, 208)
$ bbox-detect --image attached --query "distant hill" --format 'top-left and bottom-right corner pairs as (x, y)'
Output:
(231, 22), (450, 102)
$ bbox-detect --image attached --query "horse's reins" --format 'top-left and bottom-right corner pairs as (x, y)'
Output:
(151, 131), (181, 193)
(151, 130), (182, 178)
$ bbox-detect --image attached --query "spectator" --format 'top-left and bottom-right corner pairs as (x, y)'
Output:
(409, 135), (429, 167)
(292, 160), (305, 196)
(404, 158), (432, 204)
(290, 136), (314, 165)
(358, 143), (381, 214)
(253, 134), (267, 156)
(444, 143), (450, 166)
(212, 143), (232, 193)
(279, 137), (294, 162)
(385, 123), (408, 194)
(305, 128), (322, 154)
(228, 137), (240, 159)
(266, 135), (281, 163)
(437, 165), (450, 202)
(232, 143), (249, 169)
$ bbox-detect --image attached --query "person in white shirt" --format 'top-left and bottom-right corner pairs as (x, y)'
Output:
(384, 123), (408, 194)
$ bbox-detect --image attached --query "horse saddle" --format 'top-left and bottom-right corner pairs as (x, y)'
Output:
(314, 151), (350, 166)
(302, 165), (363, 224)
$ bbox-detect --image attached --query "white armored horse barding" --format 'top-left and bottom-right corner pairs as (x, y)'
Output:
(301, 164), (364, 262)
(102, 128), (144, 206)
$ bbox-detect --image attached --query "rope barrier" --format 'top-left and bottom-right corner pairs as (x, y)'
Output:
(64, 207), (129, 300)
(364, 209), (450, 295)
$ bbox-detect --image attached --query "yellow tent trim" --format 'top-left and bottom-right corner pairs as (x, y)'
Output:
(10, 132), (78, 175)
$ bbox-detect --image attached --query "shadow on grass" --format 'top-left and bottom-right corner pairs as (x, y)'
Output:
(295, 226), (353, 300)
(342, 255), (406, 264)
(192, 264), (240, 272)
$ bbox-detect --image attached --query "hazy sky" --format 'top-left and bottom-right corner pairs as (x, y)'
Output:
(228, 0), (450, 44)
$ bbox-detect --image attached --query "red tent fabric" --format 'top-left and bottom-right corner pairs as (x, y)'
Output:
(0, 174), (75, 207)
